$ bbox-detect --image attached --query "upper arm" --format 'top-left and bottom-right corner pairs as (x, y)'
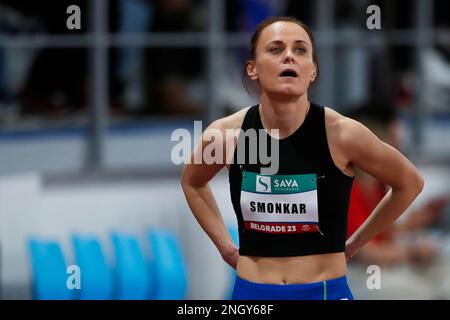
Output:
(339, 118), (424, 191)
(180, 119), (228, 187)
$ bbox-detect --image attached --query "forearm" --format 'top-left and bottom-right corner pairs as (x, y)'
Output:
(181, 182), (236, 255)
(355, 242), (410, 266)
(347, 185), (422, 257)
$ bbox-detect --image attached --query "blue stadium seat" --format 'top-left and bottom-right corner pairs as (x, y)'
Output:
(111, 232), (152, 299)
(148, 229), (188, 299)
(28, 238), (73, 300)
(71, 235), (113, 300)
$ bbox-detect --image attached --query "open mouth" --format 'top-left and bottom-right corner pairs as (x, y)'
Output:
(279, 69), (298, 78)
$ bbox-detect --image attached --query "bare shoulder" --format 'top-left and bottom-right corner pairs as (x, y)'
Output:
(207, 106), (252, 133)
(324, 106), (386, 170)
(323, 106), (349, 147)
(323, 106), (368, 177)
(323, 106), (354, 128)
(324, 107), (423, 190)
(205, 106), (252, 170)
(324, 106), (369, 147)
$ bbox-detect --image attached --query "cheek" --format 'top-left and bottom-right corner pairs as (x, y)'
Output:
(299, 61), (315, 77)
(256, 59), (278, 78)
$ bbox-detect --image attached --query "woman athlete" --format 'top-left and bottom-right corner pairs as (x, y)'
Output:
(180, 16), (424, 300)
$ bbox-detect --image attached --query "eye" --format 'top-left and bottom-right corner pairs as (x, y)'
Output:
(296, 48), (306, 54)
(269, 47), (282, 54)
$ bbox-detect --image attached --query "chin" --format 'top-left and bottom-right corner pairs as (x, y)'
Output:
(263, 84), (305, 99)
(274, 87), (303, 97)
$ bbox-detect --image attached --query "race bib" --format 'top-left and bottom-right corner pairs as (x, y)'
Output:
(240, 170), (320, 234)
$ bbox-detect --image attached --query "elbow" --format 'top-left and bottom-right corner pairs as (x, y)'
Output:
(413, 170), (425, 196)
(180, 165), (189, 190)
(417, 172), (425, 194)
(179, 164), (199, 192)
(395, 168), (424, 197)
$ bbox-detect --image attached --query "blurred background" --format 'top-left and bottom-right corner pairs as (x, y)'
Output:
(0, 0), (449, 300)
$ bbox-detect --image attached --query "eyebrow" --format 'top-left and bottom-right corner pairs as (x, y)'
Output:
(266, 40), (310, 46)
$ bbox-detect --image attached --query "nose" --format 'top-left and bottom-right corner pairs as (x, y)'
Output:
(283, 50), (294, 63)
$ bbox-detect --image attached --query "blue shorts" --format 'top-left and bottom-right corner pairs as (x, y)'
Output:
(231, 275), (354, 300)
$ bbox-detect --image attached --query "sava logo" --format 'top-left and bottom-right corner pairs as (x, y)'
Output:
(256, 175), (271, 193)
(274, 179), (299, 189)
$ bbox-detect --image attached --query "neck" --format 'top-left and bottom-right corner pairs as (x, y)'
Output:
(259, 92), (310, 139)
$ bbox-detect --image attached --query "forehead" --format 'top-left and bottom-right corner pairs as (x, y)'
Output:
(258, 21), (312, 47)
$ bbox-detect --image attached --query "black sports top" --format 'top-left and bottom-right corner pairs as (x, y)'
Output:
(228, 102), (354, 257)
